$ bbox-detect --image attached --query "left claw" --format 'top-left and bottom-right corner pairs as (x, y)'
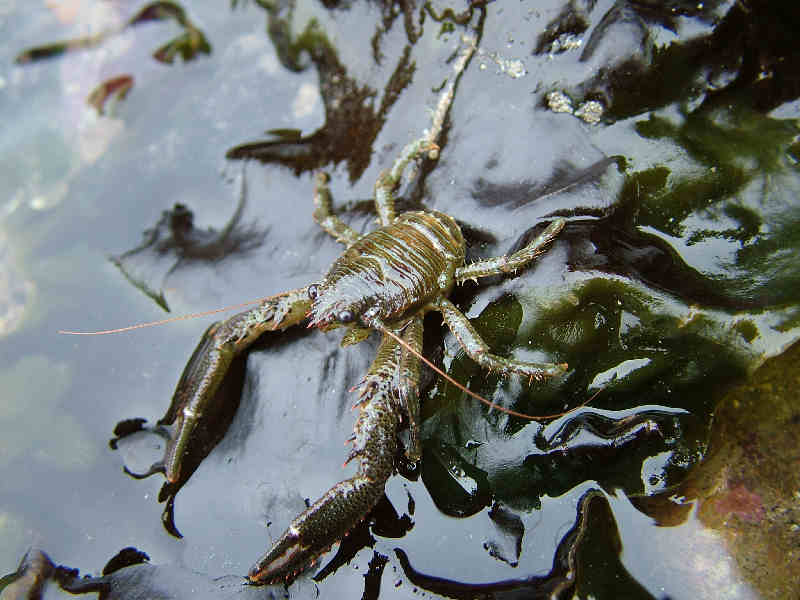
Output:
(158, 288), (313, 483)
(114, 289), (312, 490)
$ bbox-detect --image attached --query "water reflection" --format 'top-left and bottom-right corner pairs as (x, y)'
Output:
(2, 1), (799, 598)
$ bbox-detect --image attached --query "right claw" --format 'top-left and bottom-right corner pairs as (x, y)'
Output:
(248, 382), (400, 585)
(248, 321), (424, 585)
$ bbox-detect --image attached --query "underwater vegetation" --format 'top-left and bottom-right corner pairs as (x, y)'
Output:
(1, 1), (799, 598)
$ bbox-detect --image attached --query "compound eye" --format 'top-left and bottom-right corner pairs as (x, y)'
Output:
(337, 309), (355, 323)
(308, 284), (319, 300)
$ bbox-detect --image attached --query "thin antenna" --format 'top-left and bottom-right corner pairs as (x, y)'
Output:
(60, 294), (596, 420)
(58, 294), (282, 335)
(376, 324), (595, 421)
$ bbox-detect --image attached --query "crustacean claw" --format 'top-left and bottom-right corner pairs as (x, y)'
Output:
(249, 364), (402, 584)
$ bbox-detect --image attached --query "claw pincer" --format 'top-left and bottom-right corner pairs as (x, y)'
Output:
(158, 289), (313, 483)
(250, 317), (422, 583)
(249, 380), (400, 583)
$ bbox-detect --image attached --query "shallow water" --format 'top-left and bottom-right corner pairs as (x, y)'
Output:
(1, 1), (798, 599)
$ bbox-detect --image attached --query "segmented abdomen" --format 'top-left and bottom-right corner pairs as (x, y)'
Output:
(326, 211), (465, 319)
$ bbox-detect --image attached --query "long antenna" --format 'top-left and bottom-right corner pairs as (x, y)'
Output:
(58, 294), (282, 335)
(60, 297), (595, 420)
(376, 323), (594, 421)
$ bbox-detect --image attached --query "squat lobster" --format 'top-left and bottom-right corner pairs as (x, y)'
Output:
(105, 138), (568, 584)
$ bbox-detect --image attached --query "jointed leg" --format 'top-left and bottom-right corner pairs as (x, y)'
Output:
(455, 218), (566, 283)
(159, 287), (313, 482)
(354, 316), (423, 462)
(398, 316), (423, 461)
(312, 172), (362, 247)
(249, 323), (410, 584)
(437, 297), (567, 381)
(374, 138), (439, 226)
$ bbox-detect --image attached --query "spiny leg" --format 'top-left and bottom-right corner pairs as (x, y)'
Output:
(158, 287), (313, 482)
(249, 336), (407, 584)
(354, 317), (424, 462)
(312, 172), (362, 247)
(374, 138), (439, 226)
(397, 316), (423, 462)
(437, 297), (567, 381)
(455, 218), (566, 283)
